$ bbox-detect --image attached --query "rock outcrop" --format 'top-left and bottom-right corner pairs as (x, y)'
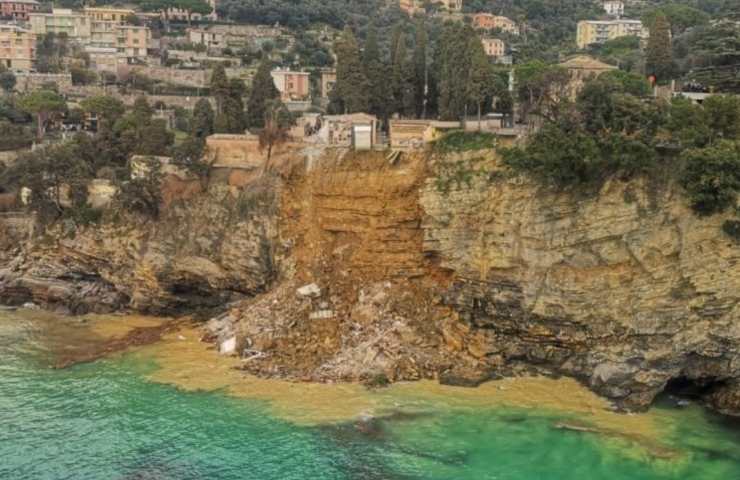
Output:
(420, 150), (739, 411)
(0, 183), (279, 314)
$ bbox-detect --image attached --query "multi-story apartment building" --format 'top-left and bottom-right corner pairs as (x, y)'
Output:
(29, 9), (92, 43)
(472, 13), (520, 35)
(271, 69), (310, 101)
(90, 20), (119, 48)
(0, 24), (35, 70)
(576, 19), (648, 48)
(83, 6), (135, 23)
(116, 25), (150, 58)
(0, 0), (39, 22)
(481, 38), (505, 58)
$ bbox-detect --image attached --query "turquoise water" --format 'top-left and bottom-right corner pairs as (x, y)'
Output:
(3, 312), (740, 479)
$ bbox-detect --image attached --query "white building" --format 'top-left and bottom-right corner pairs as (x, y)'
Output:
(603, 1), (625, 17)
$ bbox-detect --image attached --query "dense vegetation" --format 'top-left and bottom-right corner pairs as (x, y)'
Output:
(503, 74), (740, 236)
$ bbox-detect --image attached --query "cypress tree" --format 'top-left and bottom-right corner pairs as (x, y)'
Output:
(191, 98), (214, 139)
(466, 35), (496, 129)
(246, 58), (280, 129)
(364, 22), (389, 121)
(390, 24), (403, 67)
(645, 12), (673, 84)
(333, 26), (369, 113)
(412, 19), (428, 118)
(210, 64), (229, 115)
(391, 35), (408, 116)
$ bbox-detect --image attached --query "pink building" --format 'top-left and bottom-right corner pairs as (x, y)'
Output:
(270, 69), (310, 101)
(0, 0), (39, 21)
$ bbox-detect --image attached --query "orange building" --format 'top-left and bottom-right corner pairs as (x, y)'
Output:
(472, 13), (519, 35)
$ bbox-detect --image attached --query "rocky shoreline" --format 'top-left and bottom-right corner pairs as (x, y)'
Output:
(1, 149), (738, 416)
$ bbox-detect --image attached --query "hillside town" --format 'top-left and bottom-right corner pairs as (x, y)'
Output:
(0, 0), (738, 217)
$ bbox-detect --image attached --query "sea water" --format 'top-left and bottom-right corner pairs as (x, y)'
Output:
(2, 310), (740, 480)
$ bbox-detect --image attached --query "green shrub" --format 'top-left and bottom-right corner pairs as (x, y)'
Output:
(722, 219), (740, 242)
(679, 141), (740, 215)
(433, 130), (498, 153)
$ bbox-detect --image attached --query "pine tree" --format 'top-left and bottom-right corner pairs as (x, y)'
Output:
(412, 19), (428, 118)
(645, 12), (673, 84)
(333, 26), (369, 113)
(246, 58), (280, 129)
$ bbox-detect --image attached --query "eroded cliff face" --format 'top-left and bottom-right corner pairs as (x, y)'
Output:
(0, 183), (279, 314)
(2, 146), (738, 414)
(420, 150), (740, 411)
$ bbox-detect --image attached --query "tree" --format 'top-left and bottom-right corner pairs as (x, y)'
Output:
(645, 12), (674, 84)
(81, 95), (125, 132)
(19, 90), (66, 140)
(363, 22), (389, 122)
(390, 24), (403, 67)
(0, 70), (16, 95)
(210, 64), (230, 115)
(391, 34), (408, 115)
(259, 100), (293, 173)
(680, 140), (740, 215)
(412, 19), (428, 117)
(332, 26), (369, 114)
(466, 35), (497, 130)
(136, 119), (174, 156)
(191, 98), (214, 139)
(514, 60), (571, 122)
(246, 58), (280, 129)
(131, 95), (154, 125)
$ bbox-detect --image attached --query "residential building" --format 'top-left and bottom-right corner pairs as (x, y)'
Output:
(90, 20), (119, 48)
(320, 69), (336, 100)
(29, 9), (92, 43)
(166, 0), (217, 22)
(85, 46), (119, 73)
(83, 6), (135, 23)
(0, 0), (39, 22)
(116, 25), (150, 58)
(270, 69), (310, 101)
(188, 27), (225, 49)
(187, 24), (287, 50)
(576, 19), (648, 48)
(472, 14), (520, 35)
(481, 38), (505, 57)
(437, 0), (462, 12)
(399, 0), (423, 15)
(0, 24), (35, 70)
(603, 0), (624, 17)
(559, 55), (617, 98)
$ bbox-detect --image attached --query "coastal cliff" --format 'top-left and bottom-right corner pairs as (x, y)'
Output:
(1, 147), (738, 414)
